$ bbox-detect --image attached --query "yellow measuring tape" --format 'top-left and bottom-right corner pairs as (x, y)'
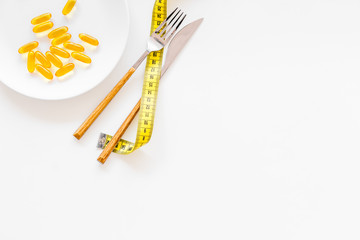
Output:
(97, 0), (167, 154)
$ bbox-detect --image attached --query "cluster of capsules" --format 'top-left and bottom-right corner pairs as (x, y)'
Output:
(17, 0), (99, 81)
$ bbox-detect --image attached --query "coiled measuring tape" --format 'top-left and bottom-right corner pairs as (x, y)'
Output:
(97, 0), (167, 154)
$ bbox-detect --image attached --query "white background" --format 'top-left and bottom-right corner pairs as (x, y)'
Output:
(1, 0), (360, 239)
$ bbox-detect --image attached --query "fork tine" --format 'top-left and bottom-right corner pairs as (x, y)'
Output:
(166, 7), (179, 21)
(154, 7), (179, 33)
(163, 13), (187, 41)
(155, 20), (167, 34)
(175, 14), (187, 31)
(162, 12), (183, 38)
(167, 9), (181, 26)
(160, 9), (181, 36)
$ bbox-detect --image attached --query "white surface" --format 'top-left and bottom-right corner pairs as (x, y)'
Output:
(1, 0), (360, 239)
(0, 0), (129, 100)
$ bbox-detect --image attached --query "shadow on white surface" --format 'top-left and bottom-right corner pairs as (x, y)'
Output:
(0, 81), (91, 123)
(102, 149), (157, 173)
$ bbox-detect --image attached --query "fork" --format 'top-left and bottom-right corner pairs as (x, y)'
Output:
(73, 8), (187, 140)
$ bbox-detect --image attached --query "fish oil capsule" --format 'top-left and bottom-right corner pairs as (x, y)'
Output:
(18, 41), (39, 54)
(46, 51), (63, 68)
(62, 0), (77, 15)
(51, 33), (71, 45)
(55, 63), (75, 77)
(49, 46), (70, 58)
(48, 26), (68, 39)
(35, 51), (51, 68)
(31, 13), (52, 25)
(36, 64), (53, 80)
(79, 33), (99, 46)
(27, 51), (36, 73)
(33, 21), (54, 33)
(71, 52), (91, 64)
(63, 42), (84, 52)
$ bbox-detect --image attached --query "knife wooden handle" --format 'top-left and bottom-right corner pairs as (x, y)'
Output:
(98, 99), (141, 164)
(73, 67), (136, 140)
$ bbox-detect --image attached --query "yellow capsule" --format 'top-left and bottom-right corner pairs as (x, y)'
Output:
(50, 46), (70, 58)
(36, 64), (53, 80)
(18, 41), (39, 54)
(79, 33), (99, 46)
(46, 51), (63, 68)
(51, 33), (72, 45)
(55, 63), (75, 77)
(72, 52), (91, 64)
(62, 0), (77, 15)
(35, 51), (51, 68)
(31, 13), (52, 25)
(48, 26), (69, 39)
(27, 51), (36, 73)
(33, 21), (54, 33)
(63, 42), (84, 52)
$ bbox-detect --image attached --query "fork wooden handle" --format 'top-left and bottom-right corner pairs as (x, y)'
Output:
(73, 67), (136, 140)
(98, 99), (141, 164)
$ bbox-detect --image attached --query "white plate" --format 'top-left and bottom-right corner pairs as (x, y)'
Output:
(0, 0), (129, 100)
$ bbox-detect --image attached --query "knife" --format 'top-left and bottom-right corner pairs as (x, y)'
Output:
(161, 18), (203, 77)
(97, 18), (204, 155)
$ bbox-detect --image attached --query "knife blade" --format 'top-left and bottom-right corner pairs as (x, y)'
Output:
(161, 18), (204, 77)
(97, 18), (204, 151)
